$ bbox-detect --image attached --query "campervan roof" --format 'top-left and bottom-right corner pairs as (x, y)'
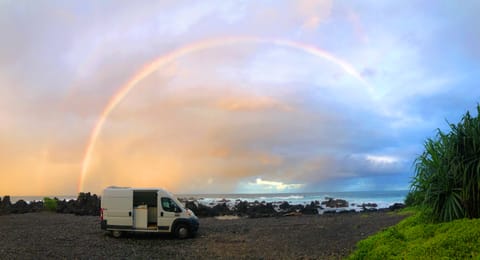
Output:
(105, 186), (167, 191)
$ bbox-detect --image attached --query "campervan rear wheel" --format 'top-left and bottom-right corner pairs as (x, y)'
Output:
(174, 224), (189, 239)
(111, 230), (122, 238)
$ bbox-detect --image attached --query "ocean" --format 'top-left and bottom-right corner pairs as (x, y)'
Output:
(9, 190), (408, 210)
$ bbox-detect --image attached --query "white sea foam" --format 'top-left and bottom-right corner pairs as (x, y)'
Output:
(258, 195), (304, 201)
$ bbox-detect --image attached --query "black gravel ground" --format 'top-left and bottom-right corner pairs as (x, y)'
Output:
(0, 211), (406, 259)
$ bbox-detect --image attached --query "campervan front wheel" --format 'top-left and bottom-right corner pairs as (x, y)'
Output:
(174, 224), (190, 239)
(111, 230), (122, 238)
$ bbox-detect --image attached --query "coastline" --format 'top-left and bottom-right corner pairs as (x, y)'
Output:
(1, 191), (406, 217)
(7, 190), (407, 205)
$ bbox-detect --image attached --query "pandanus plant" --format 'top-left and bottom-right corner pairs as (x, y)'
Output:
(410, 105), (480, 222)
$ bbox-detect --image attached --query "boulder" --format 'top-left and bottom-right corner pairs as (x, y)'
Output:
(0, 197), (45, 215)
(362, 207), (378, 212)
(245, 202), (277, 218)
(234, 201), (249, 215)
(389, 203), (405, 211)
(289, 204), (305, 212)
(11, 200), (30, 214)
(360, 203), (378, 210)
(56, 199), (77, 214)
(211, 203), (232, 216)
(277, 202), (304, 214)
(321, 198), (349, 208)
(30, 201), (44, 212)
(73, 192), (100, 216)
(192, 203), (218, 217)
(184, 200), (198, 213)
(55, 193), (100, 216)
(301, 202), (318, 215)
(279, 202), (290, 210)
(0, 196), (12, 214)
(1, 196), (12, 208)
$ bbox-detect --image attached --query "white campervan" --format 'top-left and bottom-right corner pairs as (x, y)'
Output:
(100, 186), (199, 238)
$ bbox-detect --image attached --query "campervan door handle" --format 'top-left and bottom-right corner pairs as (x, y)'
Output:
(161, 212), (164, 217)
(129, 211), (131, 217)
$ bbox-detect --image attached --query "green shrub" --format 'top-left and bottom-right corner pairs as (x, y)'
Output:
(348, 210), (480, 259)
(404, 190), (423, 207)
(43, 197), (57, 211)
(410, 104), (480, 222)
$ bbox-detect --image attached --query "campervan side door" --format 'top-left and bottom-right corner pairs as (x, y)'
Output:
(103, 189), (134, 228)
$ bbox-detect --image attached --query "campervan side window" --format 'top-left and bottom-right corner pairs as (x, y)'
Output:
(161, 197), (181, 212)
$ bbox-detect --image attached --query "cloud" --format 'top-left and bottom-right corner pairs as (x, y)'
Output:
(248, 178), (304, 191)
(295, 0), (333, 30)
(365, 155), (399, 165)
(346, 8), (368, 43)
(217, 95), (293, 112)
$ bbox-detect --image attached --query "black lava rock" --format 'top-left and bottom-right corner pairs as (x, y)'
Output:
(301, 202), (318, 215)
(11, 200), (29, 214)
(389, 203), (405, 211)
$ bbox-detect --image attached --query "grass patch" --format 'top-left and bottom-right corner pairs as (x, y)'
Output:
(348, 209), (480, 259)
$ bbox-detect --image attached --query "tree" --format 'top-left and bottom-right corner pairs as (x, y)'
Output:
(410, 105), (480, 221)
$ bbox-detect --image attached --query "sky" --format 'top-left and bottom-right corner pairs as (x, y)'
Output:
(1, 0), (480, 196)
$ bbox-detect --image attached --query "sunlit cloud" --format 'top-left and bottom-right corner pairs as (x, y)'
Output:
(217, 95), (293, 112)
(249, 178), (304, 191)
(296, 0), (332, 30)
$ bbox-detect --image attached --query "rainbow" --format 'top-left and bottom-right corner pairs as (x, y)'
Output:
(78, 36), (374, 192)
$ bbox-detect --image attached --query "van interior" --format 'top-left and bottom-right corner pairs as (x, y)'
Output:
(133, 190), (157, 229)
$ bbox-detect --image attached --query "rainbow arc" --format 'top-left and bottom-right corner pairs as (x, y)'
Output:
(78, 36), (374, 192)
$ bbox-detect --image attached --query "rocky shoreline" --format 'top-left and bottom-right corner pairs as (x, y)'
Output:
(0, 193), (405, 218)
(182, 197), (405, 218)
(0, 193), (100, 216)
